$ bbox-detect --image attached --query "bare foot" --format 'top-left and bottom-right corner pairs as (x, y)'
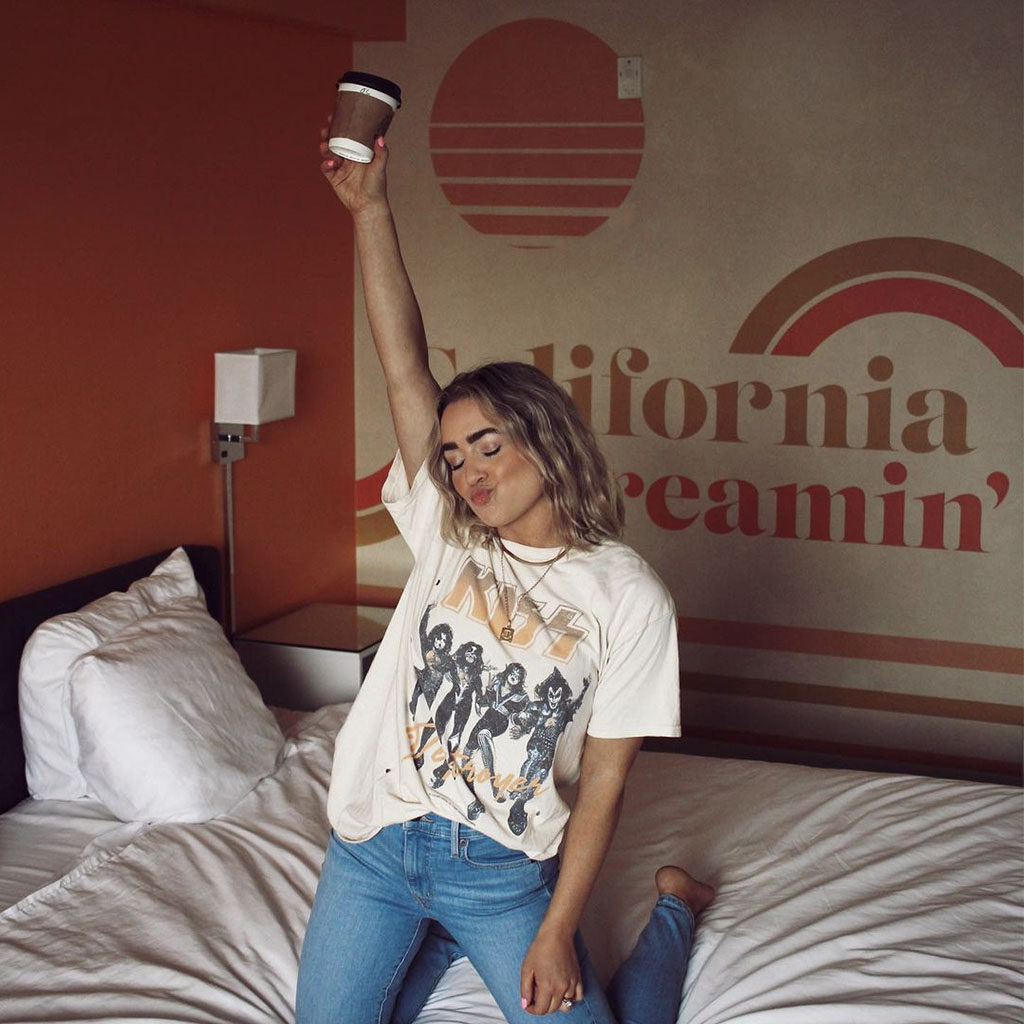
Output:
(655, 865), (715, 916)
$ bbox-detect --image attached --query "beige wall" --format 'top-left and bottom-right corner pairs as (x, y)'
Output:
(352, 0), (1022, 782)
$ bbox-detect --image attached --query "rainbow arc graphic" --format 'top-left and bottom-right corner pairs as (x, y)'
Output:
(732, 237), (1024, 368)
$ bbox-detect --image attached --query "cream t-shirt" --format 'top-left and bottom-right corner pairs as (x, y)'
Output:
(325, 455), (681, 860)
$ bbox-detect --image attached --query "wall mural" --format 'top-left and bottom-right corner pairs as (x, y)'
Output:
(359, 235), (1022, 553)
(429, 20), (643, 244)
(354, 3), (1023, 781)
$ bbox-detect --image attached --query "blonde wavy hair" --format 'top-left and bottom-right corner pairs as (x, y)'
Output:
(426, 362), (624, 550)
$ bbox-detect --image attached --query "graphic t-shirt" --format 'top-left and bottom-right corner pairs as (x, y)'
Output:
(325, 455), (681, 860)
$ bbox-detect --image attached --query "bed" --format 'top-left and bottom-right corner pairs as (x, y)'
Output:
(0, 547), (1021, 1024)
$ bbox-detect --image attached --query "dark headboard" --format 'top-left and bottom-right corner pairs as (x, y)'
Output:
(0, 546), (222, 815)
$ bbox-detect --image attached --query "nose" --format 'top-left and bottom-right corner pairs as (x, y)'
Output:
(464, 453), (488, 484)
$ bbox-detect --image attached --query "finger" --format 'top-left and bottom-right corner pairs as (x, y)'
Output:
(320, 148), (347, 172)
(527, 981), (560, 1016)
(520, 967), (535, 1013)
(536, 979), (562, 1017)
(523, 991), (546, 1016)
(556, 986), (579, 1012)
(320, 155), (344, 176)
(556, 977), (583, 1013)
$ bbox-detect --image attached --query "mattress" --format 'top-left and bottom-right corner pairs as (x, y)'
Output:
(0, 702), (1020, 1024)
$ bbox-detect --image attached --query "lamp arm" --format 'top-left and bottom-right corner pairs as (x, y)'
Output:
(212, 423), (261, 465)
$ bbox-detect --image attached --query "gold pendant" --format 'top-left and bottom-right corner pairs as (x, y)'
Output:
(500, 625), (515, 642)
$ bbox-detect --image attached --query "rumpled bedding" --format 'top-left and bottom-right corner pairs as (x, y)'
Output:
(0, 702), (1020, 1023)
(0, 795), (140, 912)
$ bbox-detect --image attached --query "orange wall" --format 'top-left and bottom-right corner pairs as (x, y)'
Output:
(2, 0), (402, 628)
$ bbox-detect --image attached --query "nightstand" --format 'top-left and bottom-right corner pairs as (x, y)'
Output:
(234, 603), (392, 710)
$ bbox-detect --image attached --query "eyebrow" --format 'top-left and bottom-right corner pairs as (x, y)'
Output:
(441, 427), (499, 452)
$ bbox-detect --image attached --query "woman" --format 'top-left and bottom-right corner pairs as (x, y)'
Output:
(296, 134), (713, 1024)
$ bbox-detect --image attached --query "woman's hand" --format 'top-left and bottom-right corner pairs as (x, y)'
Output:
(319, 126), (389, 216)
(520, 927), (584, 1016)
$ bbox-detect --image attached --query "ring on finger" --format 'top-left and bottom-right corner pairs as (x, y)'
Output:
(560, 997), (574, 1009)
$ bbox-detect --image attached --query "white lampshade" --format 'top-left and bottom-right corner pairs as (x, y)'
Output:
(214, 348), (296, 425)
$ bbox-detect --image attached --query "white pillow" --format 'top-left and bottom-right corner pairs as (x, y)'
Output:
(127, 546), (204, 613)
(69, 602), (285, 823)
(19, 547), (207, 800)
(20, 589), (148, 799)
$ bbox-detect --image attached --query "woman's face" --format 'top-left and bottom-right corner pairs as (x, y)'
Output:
(439, 397), (558, 547)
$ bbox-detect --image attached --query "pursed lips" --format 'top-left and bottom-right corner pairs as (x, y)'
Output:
(469, 487), (493, 506)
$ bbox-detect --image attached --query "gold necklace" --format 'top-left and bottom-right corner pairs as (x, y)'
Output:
(489, 540), (566, 642)
(496, 536), (566, 567)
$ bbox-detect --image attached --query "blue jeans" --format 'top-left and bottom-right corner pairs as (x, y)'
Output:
(296, 815), (695, 1024)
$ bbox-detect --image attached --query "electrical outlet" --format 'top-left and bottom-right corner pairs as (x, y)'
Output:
(618, 56), (642, 99)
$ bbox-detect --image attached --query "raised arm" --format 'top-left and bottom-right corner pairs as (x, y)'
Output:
(321, 136), (440, 483)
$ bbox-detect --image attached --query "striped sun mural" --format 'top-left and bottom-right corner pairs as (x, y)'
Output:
(430, 19), (644, 248)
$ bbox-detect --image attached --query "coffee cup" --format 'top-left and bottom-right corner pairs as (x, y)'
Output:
(328, 71), (402, 163)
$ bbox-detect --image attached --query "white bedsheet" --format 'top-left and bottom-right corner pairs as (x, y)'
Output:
(0, 795), (142, 912)
(587, 755), (1023, 1024)
(0, 707), (313, 914)
(0, 702), (1020, 1024)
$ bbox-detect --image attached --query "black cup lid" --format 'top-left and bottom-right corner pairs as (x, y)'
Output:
(337, 71), (402, 107)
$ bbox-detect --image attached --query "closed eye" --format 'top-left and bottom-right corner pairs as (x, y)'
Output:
(445, 444), (501, 473)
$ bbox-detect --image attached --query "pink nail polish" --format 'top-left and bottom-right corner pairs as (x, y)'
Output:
(521, 998), (528, 1009)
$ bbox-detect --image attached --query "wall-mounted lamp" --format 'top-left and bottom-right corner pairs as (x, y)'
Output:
(212, 347), (297, 634)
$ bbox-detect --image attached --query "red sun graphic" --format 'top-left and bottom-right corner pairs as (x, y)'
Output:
(430, 19), (644, 248)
